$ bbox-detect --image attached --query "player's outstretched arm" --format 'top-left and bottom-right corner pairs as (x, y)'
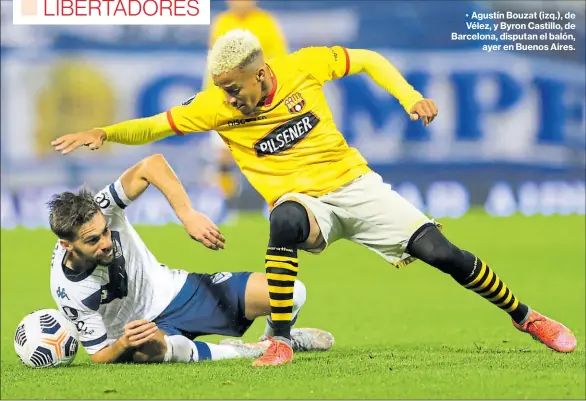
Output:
(51, 113), (175, 155)
(345, 49), (438, 125)
(52, 91), (218, 155)
(119, 153), (225, 250)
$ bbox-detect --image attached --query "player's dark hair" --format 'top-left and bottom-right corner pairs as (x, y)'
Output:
(238, 49), (262, 70)
(47, 187), (100, 241)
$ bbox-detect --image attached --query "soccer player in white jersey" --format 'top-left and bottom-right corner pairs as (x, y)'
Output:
(48, 153), (333, 364)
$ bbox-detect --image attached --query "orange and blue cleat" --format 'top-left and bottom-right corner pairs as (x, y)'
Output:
(251, 337), (294, 367)
(513, 310), (577, 353)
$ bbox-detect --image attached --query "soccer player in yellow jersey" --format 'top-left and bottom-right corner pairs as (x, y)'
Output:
(205, 0), (288, 199)
(52, 29), (577, 366)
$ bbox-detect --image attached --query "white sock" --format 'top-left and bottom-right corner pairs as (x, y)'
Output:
(263, 279), (307, 338)
(163, 335), (247, 363)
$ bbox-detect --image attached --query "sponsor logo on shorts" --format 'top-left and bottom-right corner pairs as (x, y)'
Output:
(210, 272), (233, 284)
(254, 111), (319, 157)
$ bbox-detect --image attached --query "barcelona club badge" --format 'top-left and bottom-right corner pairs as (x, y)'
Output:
(285, 92), (306, 114)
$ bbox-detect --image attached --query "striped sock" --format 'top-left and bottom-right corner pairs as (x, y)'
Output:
(265, 245), (299, 340)
(460, 256), (529, 324)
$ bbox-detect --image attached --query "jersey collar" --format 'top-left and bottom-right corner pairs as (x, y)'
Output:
(262, 66), (278, 107)
(62, 251), (97, 282)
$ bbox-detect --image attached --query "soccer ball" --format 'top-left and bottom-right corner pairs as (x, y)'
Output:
(14, 309), (79, 368)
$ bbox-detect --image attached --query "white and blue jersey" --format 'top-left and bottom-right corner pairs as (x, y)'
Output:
(50, 180), (188, 355)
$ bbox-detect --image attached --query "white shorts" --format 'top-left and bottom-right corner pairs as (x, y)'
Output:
(273, 172), (439, 268)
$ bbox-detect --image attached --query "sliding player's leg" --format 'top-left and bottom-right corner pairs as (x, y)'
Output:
(228, 272), (334, 352)
(131, 329), (268, 363)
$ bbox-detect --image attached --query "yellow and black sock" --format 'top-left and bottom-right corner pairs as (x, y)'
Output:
(265, 245), (298, 340)
(406, 224), (530, 324)
(460, 256), (529, 324)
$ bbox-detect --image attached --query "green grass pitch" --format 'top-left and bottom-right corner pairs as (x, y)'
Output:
(1, 211), (585, 399)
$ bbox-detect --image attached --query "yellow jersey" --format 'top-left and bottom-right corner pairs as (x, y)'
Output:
(168, 46), (370, 206)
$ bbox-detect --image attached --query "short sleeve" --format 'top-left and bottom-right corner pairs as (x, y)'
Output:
(166, 90), (219, 135)
(94, 179), (132, 218)
(59, 305), (114, 355)
(290, 46), (350, 85)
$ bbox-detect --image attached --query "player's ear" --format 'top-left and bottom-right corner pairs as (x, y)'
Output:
(59, 239), (73, 252)
(256, 67), (265, 82)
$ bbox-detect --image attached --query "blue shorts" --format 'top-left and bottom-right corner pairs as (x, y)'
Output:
(154, 272), (253, 339)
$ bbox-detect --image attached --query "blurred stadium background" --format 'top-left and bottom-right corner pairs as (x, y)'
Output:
(1, 0), (585, 229)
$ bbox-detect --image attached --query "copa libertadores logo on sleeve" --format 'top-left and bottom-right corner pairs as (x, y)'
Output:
(12, 0), (210, 25)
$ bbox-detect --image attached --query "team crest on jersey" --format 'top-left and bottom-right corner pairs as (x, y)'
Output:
(285, 92), (305, 114)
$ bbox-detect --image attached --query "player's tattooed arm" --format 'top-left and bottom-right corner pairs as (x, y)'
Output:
(118, 154), (226, 251)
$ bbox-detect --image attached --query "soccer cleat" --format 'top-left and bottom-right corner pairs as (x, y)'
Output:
(251, 337), (293, 367)
(260, 328), (335, 352)
(512, 310), (577, 353)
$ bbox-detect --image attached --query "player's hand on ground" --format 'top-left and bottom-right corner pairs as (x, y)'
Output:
(180, 209), (226, 250)
(51, 129), (106, 155)
(120, 320), (158, 348)
(409, 99), (438, 126)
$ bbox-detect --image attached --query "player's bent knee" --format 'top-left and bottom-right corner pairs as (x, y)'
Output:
(269, 200), (310, 245)
(407, 224), (467, 274)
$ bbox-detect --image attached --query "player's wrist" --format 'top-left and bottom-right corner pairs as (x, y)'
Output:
(115, 336), (132, 352)
(91, 128), (108, 142)
(175, 206), (197, 223)
(97, 128), (107, 142)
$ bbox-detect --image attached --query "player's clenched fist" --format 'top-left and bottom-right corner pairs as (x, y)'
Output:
(120, 320), (158, 348)
(179, 209), (226, 251)
(51, 129), (106, 155)
(409, 99), (438, 126)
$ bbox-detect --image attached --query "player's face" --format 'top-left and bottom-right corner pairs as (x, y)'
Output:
(214, 63), (267, 115)
(69, 212), (114, 266)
